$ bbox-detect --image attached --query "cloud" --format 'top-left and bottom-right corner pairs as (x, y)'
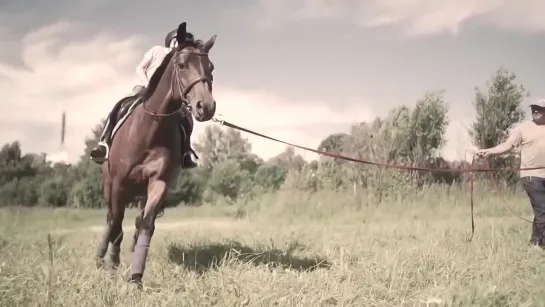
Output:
(205, 89), (375, 161)
(0, 19), (478, 167)
(361, 0), (545, 37)
(0, 21), (376, 164)
(247, 0), (347, 28)
(0, 21), (144, 163)
(248, 0), (545, 37)
(360, 0), (499, 36)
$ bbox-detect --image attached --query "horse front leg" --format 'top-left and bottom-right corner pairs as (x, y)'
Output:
(130, 209), (144, 253)
(107, 180), (127, 269)
(129, 179), (167, 287)
(95, 179), (112, 268)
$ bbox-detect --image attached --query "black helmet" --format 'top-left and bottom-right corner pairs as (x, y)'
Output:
(165, 29), (177, 47)
(164, 29), (195, 47)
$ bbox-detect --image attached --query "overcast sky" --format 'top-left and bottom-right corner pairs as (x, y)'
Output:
(1, 0), (544, 163)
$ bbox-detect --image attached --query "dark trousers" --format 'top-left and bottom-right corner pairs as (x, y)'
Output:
(179, 106), (193, 152)
(521, 176), (545, 246)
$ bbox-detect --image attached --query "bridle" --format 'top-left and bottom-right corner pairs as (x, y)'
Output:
(142, 47), (212, 118)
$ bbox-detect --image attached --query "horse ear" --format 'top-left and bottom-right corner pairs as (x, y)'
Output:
(176, 22), (187, 43)
(204, 35), (217, 52)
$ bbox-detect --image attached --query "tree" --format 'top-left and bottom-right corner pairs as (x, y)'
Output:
(193, 125), (255, 169)
(470, 67), (528, 149)
(469, 67), (529, 185)
(69, 171), (105, 209)
(62, 119), (108, 208)
(164, 168), (210, 207)
(207, 160), (252, 200)
(406, 90), (450, 165)
(254, 163), (287, 191)
(337, 91), (449, 193)
(318, 133), (353, 153)
(0, 142), (37, 185)
(0, 142), (58, 206)
(268, 147), (306, 172)
(80, 119), (107, 161)
(377, 91), (449, 166)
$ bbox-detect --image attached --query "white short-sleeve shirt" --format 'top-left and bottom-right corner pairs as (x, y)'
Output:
(139, 46), (172, 86)
(505, 120), (545, 178)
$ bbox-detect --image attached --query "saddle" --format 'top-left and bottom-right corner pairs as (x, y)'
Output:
(108, 93), (145, 142)
(101, 87), (198, 167)
(108, 91), (192, 148)
(115, 95), (142, 123)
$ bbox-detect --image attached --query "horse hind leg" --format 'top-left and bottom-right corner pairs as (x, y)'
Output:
(130, 179), (167, 286)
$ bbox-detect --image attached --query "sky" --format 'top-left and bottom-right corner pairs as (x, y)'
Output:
(1, 0), (545, 164)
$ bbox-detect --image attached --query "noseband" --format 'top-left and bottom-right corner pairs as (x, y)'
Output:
(142, 48), (212, 118)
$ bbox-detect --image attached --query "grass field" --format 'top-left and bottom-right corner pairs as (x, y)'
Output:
(1, 185), (545, 307)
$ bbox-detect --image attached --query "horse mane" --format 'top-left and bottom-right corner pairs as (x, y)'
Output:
(141, 50), (175, 101)
(141, 41), (205, 102)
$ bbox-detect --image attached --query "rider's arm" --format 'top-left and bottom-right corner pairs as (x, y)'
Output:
(487, 125), (522, 156)
(136, 47), (156, 85)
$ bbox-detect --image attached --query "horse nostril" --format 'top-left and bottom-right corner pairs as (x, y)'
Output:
(196, 101), (203, 111)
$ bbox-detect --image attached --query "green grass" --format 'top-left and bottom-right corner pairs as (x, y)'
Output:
(1, 185), (545, 306)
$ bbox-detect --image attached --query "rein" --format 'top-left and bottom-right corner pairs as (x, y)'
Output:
(214, 118), (545, 242)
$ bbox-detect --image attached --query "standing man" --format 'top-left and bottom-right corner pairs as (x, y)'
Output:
(476, 99), (545, 248)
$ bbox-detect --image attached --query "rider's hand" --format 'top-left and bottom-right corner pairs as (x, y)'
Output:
(475, 149), (491, 158)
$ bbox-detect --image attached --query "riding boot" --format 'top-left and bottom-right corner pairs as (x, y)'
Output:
(182, 132), (198, 169)
(89, 87), (144, 165)
(90, 121), (113, 164)
(179, 110), (197, 169)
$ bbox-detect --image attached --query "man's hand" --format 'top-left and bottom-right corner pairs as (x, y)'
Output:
(475, 149), (491, 158)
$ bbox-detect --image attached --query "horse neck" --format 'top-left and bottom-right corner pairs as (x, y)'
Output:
(146, 60), (175, 114)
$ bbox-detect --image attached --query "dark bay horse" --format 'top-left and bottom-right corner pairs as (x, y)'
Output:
(94, 22), (217, 287)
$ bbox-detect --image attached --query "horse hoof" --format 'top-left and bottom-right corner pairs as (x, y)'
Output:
(95, 258), (105, 269)
(127, 274), (143, 290)
(129, 279), (143, 290)
(109, 256), (120, 269)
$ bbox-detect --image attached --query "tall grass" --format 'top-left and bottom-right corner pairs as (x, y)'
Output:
(0, 184), (542, 307)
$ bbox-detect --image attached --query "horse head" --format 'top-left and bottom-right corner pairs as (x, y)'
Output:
(171, 22), (217, 122)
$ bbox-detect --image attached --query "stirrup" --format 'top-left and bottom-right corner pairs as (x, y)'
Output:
(189, 148), (199, 160)
(182, 151), (194, 161)
(182, 152), (197, 169)
(98, 141), (110, 160)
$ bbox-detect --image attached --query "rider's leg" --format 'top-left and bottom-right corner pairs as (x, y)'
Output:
(132, 85), (146, 96)
(89, 117), (114, 164)
(180, 108), (197, 169)
(89, 86), (145, 164)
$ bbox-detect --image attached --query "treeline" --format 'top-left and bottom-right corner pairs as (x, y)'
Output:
(0, 67), (528, 208)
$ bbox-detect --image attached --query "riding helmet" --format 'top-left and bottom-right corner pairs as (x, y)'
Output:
(164, 29), (196, 47)
(165, 29), (177, 47)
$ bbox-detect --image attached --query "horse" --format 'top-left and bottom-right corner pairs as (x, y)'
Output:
(94, 22), (217, 288)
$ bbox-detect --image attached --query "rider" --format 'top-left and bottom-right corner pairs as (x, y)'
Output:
(89, 28), (198, 168)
